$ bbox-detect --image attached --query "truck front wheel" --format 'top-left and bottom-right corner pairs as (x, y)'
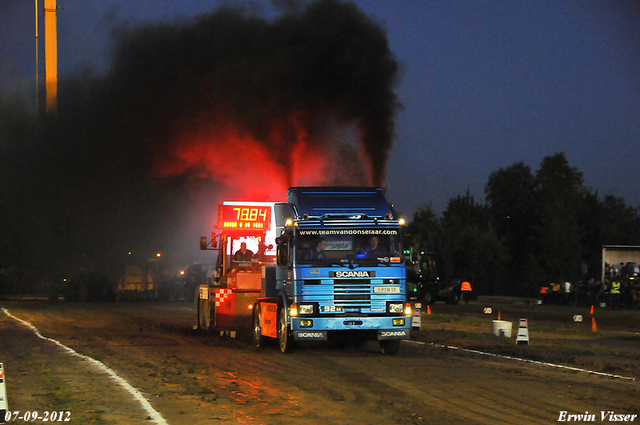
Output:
(253, 303), (265, 348)
(277, 307), (296, 353)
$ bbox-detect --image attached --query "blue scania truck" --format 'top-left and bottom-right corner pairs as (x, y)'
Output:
(198, 187), (411, 354)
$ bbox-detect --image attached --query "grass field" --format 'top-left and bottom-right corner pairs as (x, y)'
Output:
(415, 297), (640, 380)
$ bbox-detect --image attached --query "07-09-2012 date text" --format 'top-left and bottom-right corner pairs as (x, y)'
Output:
(4, 411), (71, 422)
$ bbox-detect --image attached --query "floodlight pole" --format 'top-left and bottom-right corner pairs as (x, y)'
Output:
(35, 0), (39, 114)
(44, 0), (57, 115)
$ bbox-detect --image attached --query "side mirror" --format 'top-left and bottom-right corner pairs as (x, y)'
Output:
(200, 237), (217, 250)
(276, 229), (293, 244)
(276, 230), (293, 266)
(277, 243), (291, 267)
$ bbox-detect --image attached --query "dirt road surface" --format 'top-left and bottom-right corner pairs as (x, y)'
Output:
(1, 299), (639, 424)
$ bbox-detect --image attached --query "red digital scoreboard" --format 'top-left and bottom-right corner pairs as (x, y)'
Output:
(218, 204), (271, 232)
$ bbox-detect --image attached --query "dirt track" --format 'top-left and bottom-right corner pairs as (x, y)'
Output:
(1, 300), (639, 424)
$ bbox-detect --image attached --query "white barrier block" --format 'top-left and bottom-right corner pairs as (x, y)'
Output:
(0, 362), (7, 422)
(516, 318), (529, 345)
(492, 320), (512, 337)
(411, 304), (422, 330)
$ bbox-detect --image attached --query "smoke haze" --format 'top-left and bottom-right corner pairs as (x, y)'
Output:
(1, 0), (401, 279)
(106, 0), (400, 192)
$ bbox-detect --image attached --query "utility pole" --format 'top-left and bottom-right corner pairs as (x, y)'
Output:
(35, 0), (39, 114)
(44, 0), (57, 115)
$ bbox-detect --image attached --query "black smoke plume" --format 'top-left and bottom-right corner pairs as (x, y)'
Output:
(2, 0), (401, 280)
(102, 0), (401, 187)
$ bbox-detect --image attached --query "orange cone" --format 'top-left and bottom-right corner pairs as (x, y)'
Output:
(592, 317), (598, 332)
(498, 311), (501, 320)
(590, 305), (594, 315)
(427, 305), (431, 315)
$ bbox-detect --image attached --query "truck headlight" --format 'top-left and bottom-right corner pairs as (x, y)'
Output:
(298, 304), (314, 315)
(388, 303), (404, 314)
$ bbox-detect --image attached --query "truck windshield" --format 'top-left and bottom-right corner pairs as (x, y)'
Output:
(296, 229), (403, 265)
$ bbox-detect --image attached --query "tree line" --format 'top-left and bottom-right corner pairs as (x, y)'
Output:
(403, 152), (640, 297)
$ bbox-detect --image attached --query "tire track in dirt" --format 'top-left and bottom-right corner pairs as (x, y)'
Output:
(247, 344), (480, 424)
(5, 301), (640, 425)
(3, 303), (311, 424)
(1, 310), (163, 424)
(380, 341), (640, 425)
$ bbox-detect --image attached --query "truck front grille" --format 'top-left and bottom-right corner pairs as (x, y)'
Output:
(333, 279), (371, 307)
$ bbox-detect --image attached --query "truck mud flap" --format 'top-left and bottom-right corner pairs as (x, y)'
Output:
(378, 329), (410, 340)
(293, 330), (328, 341)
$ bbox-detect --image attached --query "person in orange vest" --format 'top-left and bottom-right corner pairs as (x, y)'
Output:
(461, 280), (472, 304)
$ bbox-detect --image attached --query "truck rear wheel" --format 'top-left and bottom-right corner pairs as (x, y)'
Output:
(379, 340), (401, 355)
(253, 303), (265, 348)
(198, 298), (211, 330)
(277, 307), (296, 353)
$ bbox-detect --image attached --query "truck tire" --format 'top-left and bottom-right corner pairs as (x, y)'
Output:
(253, 303), (265, 348)
(277, 307), (296, 353)
(379, 340), (401, 355)
(198, 298), (211, 330)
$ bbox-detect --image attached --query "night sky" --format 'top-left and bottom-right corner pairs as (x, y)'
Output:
(1, 0), (639, 274)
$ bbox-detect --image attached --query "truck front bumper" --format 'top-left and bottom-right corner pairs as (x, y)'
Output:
(291, 316), (410, 341)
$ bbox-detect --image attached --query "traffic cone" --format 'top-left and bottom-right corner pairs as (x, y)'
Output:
(427, 305), (431, 315)
(592, 317), (598, 332)
(498, 311), (501, 320)
(590, 305), (594, 315)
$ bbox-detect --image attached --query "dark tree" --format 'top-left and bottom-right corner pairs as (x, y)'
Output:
(576, 190), (606, 281)
(601, 194), (640, 245)
(440, 191), (508, 295)
(403, 203), (440, 251)
(485, 161), (538, 293)
(405, 152), (640, 298)
(532, 153), (584, 284)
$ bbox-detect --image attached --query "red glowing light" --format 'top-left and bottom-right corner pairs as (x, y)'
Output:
(155, 115), (372, 200)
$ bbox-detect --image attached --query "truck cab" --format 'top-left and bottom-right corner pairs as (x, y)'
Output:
(261, 187), (411, 354)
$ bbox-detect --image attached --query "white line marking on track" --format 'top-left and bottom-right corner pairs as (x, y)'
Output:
(2, 308), (169, 425)
(404, 339), (636, 381)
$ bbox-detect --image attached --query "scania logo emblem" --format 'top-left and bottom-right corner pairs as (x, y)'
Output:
(298, 332), (324, 338)
(381, 331), (407, 337)
(330, 271), (375, 278)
